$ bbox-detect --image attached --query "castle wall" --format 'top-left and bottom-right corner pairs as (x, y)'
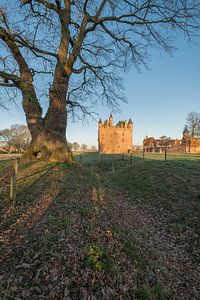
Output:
(98, 117), (133, 154)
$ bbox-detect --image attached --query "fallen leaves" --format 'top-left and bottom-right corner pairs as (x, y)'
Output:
(0, 160), (199, 299)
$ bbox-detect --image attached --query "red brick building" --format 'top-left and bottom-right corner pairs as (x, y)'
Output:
(143, 127), (200, 153)
(143, 137), (182, 152)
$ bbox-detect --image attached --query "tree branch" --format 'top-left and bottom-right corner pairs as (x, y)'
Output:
(22, 0), (58, 12)
(15, 35), (57, 58)
(0, 71), (21, 86)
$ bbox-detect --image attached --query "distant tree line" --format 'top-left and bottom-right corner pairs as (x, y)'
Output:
(68, 142), (97, 152)
(0, 124), (97, 154)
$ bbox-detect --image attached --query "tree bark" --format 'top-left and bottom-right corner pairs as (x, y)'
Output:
(22, 74), (73, 162)
(22, 129), (73, 162)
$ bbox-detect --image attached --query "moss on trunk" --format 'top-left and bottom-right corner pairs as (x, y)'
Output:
(22, 130), (74, 163)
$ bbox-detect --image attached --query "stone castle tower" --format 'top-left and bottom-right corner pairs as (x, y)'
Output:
(98, 114), (133, 153)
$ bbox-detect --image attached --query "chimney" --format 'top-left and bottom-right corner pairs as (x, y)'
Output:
(109, 114), (113, 126)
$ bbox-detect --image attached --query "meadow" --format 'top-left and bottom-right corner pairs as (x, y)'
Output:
(0, 153), (199, 299)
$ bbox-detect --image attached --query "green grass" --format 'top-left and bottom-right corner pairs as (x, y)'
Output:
(78, 203), (92, 217)
(153, 283), (169, 299)
(73, 151), (200, 164)
(62, 215), (74, 232)
(84, 244), (118, 274)
(47, 214), (74, 232)
(0, 159), (14, 178)
(0, 153), (199, 299)
(109, 158), (200, 232)
(134, 287), (152, 300)
(119, 229), (145, 267)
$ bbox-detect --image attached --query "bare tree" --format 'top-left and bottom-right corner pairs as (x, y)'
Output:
(186, 112), (200, 137)
(81, 143), (87, 151)
(68, 142), (73, 151)
(0, 128), (14, 153)
(72, 142), (80, 151)
(0, 124), (31, 153)
(0, 1), (200, 161)
(159, 135), (171, 147)
(10, 124), (32, 152)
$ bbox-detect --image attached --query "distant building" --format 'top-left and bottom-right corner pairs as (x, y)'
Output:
(143, 136), (182, 152)
(182, 126), (200, 153)
(133, 145), (143, 152)
(98, 114), (133, 154)
(143, 127), (200, 153)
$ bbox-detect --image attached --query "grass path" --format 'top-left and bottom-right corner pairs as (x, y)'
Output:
(0, 158), (199, 299)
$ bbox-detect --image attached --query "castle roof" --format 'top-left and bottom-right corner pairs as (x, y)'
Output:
(116, 121), (126, 127)
(100, 115), (133, 128)
(143, 137), (156, 143)
(183, 126), (189, 135)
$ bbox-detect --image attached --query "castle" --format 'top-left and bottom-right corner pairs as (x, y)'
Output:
(98, 114), (133, 154)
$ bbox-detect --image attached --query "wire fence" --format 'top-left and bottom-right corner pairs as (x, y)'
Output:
(1, 151), (199, 208)
(0, 158), (19, 209)
(73, 150), (200, 166)
(0, 157), (58, 212)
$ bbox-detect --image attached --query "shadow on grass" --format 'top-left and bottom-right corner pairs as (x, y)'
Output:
(0, 162), (70, 260)
(76, 154), (200, 256)
(0, 157), (199, 299)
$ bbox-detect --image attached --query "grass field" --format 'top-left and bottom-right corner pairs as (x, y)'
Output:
(73, 151), (200, 163)
(0, 153), (199, 299)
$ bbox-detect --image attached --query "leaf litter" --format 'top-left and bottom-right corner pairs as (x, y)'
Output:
(0, 159), (199, 299)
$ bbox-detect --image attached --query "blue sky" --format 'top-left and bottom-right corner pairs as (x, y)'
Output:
(66, 39), (200, 146)
(0, 38), (200, 147)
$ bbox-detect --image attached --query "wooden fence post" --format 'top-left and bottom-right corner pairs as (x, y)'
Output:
(9, 159), (19, 208)
(143, 148), (145, 160)
(130, 153), (133, 165)
(165, 149), (167, 162)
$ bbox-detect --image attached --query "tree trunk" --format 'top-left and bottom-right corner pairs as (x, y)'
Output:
(0, 17), (74, 163)
(20, 64), (74, 162)
(22, 127), (73, 162)
(21, 88), (73, 162)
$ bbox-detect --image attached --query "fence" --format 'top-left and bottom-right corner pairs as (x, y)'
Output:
(0, 158), (19, 209)
(0, 157), (60, 212)
(73, 150), (200, 167)
(1, 151), (199, 202)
